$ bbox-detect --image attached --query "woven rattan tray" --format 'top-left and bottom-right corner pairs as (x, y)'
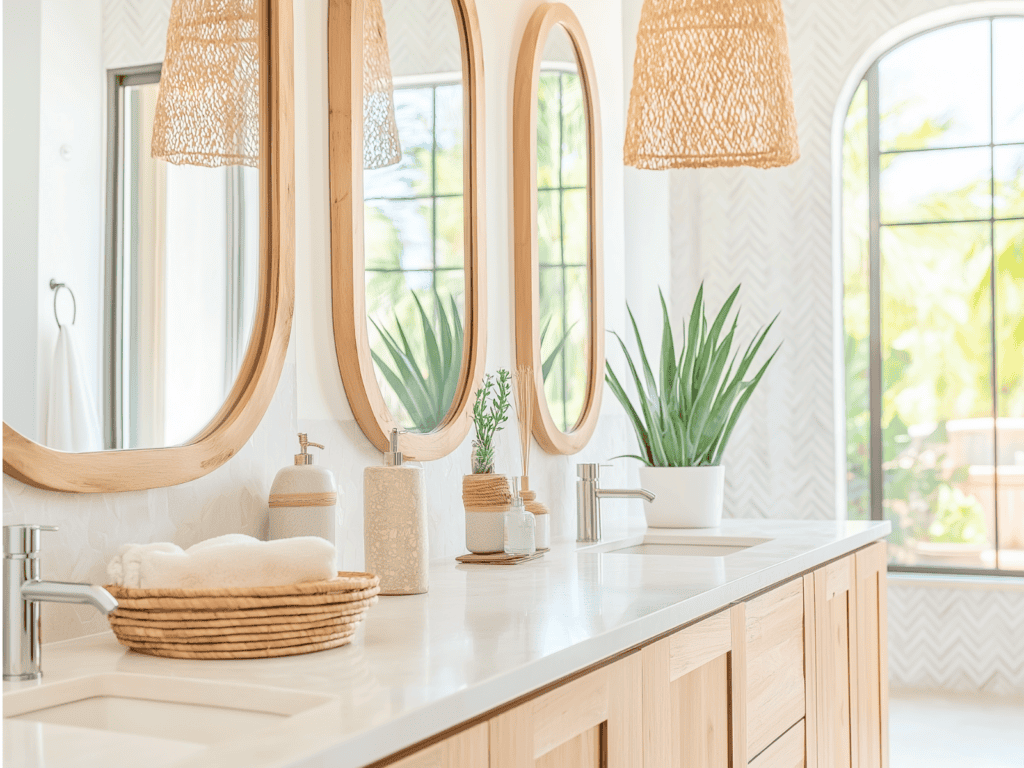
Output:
(106, 572), (379, 660)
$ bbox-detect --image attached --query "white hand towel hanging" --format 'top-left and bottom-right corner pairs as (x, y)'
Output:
(45, 324), (102, 452)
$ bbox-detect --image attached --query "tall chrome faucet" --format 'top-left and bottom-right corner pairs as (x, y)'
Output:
(576, 464), (655, 544)
(3, 524), (118, 681)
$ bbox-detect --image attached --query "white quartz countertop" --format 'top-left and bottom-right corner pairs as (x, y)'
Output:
(3, 519), (889, 768)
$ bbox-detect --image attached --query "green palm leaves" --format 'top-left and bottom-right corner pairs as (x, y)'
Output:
(605, 285), (779, 467)
(370, 293), (464, 433)
(371, 291), (574, 434)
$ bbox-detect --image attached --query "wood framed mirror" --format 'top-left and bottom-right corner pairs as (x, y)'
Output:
(513, 3), (603, 455)
(2, 0), (295, 493)
(328, 0), (486, 460)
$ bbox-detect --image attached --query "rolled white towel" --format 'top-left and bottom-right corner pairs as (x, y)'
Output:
(107, 535), (337, 590)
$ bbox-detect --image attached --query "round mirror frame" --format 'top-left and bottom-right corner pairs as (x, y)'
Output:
(513, 3), (603, 455)
(2, 0), (296, 493)
(328, 0), (487, 460)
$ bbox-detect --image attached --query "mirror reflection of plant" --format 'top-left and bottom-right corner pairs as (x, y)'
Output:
(471, 369), (512, 474)
(370, 292), (463, 434)
(606, 285), (778, 468)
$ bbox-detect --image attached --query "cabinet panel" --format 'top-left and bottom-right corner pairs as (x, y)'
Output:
(489, 653), (642, 768)
(812, 555), (854, 768)
(749, 720), (805, 768)
(643, 603), (747, 768)
(853, 542), (888, 768)
(746, 578), (805, 757)
(392, 723), (489, 768)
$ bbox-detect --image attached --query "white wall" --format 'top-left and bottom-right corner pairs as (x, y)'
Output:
(668, 0), (1024, 695)
(2, 0), (637, 642)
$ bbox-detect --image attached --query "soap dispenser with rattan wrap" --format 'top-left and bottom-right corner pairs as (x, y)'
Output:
(363, 429), (428, 595)
(269, 434), (338, 548)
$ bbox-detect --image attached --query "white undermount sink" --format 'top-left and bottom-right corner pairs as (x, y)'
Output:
(4, 673), (335, 746)
(583, 534), (772, 557)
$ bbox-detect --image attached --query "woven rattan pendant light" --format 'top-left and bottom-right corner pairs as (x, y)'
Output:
(151, 0), (259, 168)
(624, 0), (800, 170)
(363, 0), (402, 170)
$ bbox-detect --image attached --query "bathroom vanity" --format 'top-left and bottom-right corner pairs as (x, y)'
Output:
(2, 519), (890, 768)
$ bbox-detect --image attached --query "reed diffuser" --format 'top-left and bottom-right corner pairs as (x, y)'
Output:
(513, 365), (550, 548)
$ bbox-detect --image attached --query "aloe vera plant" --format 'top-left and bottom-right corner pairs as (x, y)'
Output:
(370, 292), (463, 433)
(372, 292), (573, 433)
(605, 284), (779, 467)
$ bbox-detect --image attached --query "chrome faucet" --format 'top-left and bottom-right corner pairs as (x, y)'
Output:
(576, 464), (655, 543)
(4, 524), (118, 681)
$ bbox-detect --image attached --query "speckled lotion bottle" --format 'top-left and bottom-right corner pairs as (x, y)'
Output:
(363, 430), (428, 595)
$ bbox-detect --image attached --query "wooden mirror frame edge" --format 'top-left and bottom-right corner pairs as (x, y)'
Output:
(327, 0), (487, 461)
(513, 3), (604, 456)
(2, 0), (296, 493)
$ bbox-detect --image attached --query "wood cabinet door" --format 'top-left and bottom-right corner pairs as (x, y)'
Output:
(643, 603), (747, 768)
(806, 545), (889, 768)
(391, 723), (489, 768)
(853, 542), (888, 768)
(809, 555), (855, 768)
(489, 653), (642, 768)
(746, 579), (806, 760)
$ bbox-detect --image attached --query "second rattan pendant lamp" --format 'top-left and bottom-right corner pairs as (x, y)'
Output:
(363, 0), (402, 170)
(152, 0), (260, 168)
(624, 0), (800, 170)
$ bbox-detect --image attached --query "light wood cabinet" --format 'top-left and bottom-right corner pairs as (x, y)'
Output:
(390, 723), (488, 768)
(380, 543), (888, 768)
(805, 542), (888, 768)
(853, 542), (888, 768)
(489, 652), (643, 768)
(745, 579), (806, 759)
(642, 603), (747, 768)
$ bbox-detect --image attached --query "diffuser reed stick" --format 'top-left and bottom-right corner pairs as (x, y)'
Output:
(512, 365), (534, 477)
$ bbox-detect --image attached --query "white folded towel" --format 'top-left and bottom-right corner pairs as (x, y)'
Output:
(107, 534), (337, 590)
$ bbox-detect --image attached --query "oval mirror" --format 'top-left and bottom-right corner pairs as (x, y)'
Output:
(3, 0), (294, 492)
(329, 0), (486, 459)
(514, 3), (603, 454)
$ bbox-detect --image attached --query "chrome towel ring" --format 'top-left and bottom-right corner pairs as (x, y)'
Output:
(49, 279), (77, 327)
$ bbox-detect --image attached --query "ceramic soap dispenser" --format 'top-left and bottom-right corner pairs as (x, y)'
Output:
(269, 433), (338, 548)
(364, 429), (428, 595)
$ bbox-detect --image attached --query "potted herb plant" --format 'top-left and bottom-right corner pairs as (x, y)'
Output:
(606, 285), (778, 528)
(463, 369), (512, 552)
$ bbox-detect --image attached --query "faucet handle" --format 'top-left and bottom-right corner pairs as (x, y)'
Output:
(577, 463), (600, 480)
(3, 524), (58, 557)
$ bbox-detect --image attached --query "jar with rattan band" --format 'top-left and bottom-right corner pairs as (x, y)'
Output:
(463, 474), (511, 554)
(269, 434), (338, 547)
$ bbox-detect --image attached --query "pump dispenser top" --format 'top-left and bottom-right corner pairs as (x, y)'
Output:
(384, 428), (403, 466)
(294, 433), (325, 465)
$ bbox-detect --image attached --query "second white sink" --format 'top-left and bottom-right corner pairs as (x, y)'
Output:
(584, 534), (771, 557)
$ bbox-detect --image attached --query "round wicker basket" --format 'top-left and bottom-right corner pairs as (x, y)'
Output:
(105, 572), (379, 660)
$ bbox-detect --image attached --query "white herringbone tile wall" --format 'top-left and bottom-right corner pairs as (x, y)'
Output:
(668, 0), (1024, 695)
(889, 579), (1024, 697)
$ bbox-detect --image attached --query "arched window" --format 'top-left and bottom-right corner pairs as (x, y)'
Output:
(842, 15), (1024, 575)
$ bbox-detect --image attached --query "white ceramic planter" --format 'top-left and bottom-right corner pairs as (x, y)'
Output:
(638, 465), (725, 528)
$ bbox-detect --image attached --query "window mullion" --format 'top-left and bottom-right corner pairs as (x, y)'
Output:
(988, 19), (1001, 569)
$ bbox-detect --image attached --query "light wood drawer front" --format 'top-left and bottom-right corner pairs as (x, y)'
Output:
(749, 720), (806, 768)
(746, 578), (806, 757)
(391, 723), (488, 768)
(490, 653), (642, 768)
